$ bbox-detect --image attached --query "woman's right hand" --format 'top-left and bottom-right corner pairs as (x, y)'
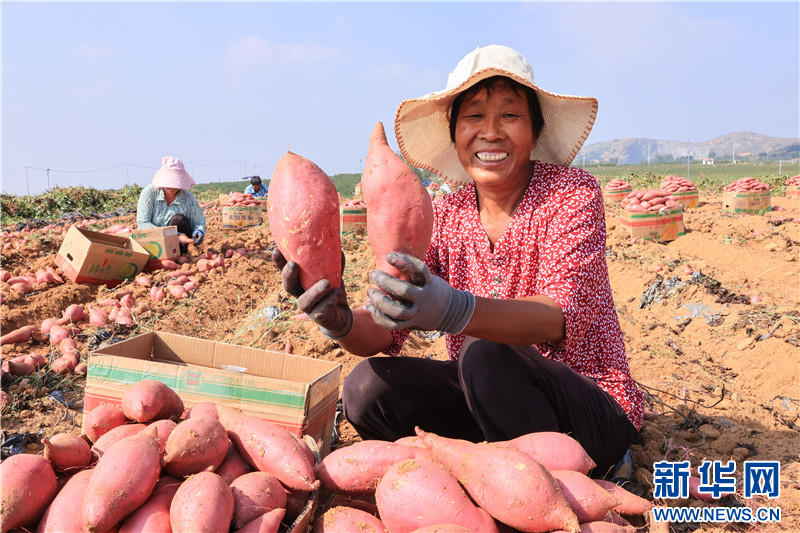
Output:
(271, 248), (354, 339)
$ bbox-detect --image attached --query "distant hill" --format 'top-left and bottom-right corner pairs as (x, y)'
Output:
(579, 132), (799, 165)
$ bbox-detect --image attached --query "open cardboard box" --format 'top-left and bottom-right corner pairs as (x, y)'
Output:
(619, 206), (685, 242)
(117, 226), (181, 271)
(54, 226), (150, 288)
(84, 331), (341, 457)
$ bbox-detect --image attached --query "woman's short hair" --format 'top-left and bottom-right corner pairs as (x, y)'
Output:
(448, 76), (545, 143)
(250, 176), (262, 185)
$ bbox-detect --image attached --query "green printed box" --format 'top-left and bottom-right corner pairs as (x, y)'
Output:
(54, 225), (150, 288)
(84, 331), (341, 456)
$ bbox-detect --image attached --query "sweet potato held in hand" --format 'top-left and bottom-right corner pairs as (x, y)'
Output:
(363, 122), (434, 281)
(267, 150), (342, 290)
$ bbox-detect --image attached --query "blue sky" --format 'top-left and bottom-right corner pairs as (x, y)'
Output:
(3, 2), (799, 196)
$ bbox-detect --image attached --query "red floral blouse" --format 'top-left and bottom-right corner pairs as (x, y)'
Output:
(383, 161), (645, 430)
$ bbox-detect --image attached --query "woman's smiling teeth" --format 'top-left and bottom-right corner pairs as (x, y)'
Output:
(476, 151), (508, 162)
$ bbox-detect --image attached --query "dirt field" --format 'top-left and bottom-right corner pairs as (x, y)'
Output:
(1, 191), (798, 532)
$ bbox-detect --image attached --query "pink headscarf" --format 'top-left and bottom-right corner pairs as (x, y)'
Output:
(152, 156), (196, 190)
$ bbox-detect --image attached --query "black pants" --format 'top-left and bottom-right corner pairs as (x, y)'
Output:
(168, 214), (192, 255)
(341, 339), (638, 476)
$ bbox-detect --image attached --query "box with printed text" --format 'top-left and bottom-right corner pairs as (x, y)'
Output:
(118, 226), (181, 271)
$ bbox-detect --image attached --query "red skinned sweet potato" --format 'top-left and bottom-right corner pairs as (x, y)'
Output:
(36, 469), (96, 533)
(118, 475), (182, 533)
(550, 470), (620, 523)
(170, 471), (234, 533)
(85, 404), (129, 443)
(1, 454), (59, 533)
(217, 440), (253, 485)
(267, 150), (342, 290)
(375, 457), (498, 533)
(416, 427), (579, 533)
(495, 431), (597, 474)
(216, 404), (319, 491)
(1, 325), (38, 346)
(315, 439), (432, 495)
(121, 379), (184, 422)
(185, 401), (218, 419)
(592, 479), (653, 516)
(91, 423), (146, 457)
(313, 505), (387, 533)
(163, 415), (228, 477)
(362, 121), (434, 281)
(82, 430), (162, 532)
(147, 418), (178, 453)
(410, 526), (473, 533)
(230, 472), (287, 529)
(43, 433), (92, 473)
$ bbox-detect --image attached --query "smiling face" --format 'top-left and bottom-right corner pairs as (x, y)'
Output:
(454, 82), (537, 190)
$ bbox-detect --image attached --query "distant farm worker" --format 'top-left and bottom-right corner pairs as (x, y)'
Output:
(274, 45), (644, 476)
(137, 156), (206, 254)
(244, 175), (267, 197)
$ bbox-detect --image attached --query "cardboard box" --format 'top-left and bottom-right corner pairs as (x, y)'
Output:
(722, 190), (771, 214)
(54, 226), (150, 288)
(84, 331), (341, 456)
(672, 190), (700, 209)
(222, 206), (262, 229)
(619, 206), (685, 242)
(118, 226), (181, 272)
(786, 185), (800, 199)
(340, 206), (367, 235)
(603, 187), (631, 203)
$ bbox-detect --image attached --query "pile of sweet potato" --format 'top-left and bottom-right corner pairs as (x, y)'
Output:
(1, 380), (317, 533)
(723, 177), (770, 192)
(784, 175), (800, 186)
(620, 190), (682, 213)
(603, 178), (632, 192)
(312, 429), (654, 533)
(660, 175), (697, 192)
(223, 192), (262, 207)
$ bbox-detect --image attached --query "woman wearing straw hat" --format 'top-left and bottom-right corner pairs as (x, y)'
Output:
(137, 156), (207, 254)
(275, 45), (643, 475)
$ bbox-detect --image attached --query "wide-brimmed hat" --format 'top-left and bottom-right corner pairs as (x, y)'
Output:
(394, 45), (598, 185)
(152, 156), (196, 189)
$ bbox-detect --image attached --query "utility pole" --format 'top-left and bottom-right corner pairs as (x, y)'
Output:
(47, 168), (51, 190)
(732, 142), (736, 165)
(125, 164), (129, 186)
(24, 166), (30, 196)
(687, 140), (690, 180)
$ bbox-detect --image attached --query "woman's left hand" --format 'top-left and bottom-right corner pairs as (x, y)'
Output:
(366, 252), (475, 334)
(192, 230), (205, 245)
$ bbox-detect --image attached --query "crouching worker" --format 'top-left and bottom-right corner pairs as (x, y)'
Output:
(137, 156), (207, 254)
(273, 45), (644, 477)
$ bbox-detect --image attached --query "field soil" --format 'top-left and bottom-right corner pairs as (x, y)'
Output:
(1, 191), (799, 532)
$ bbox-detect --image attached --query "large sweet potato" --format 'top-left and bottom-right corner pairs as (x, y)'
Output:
(313, 505), (387, 533)
(163, 415), (228, 477)
(267, 150), (342, 290)
(91, 423), (146, 458)
(82, 430), (162, 532)
(229, 472), (287, 529)
(216, 405), (318, 491)
(494, 431), (597, 474)
(362, 122), (434, 281)
(375, 457), (498, 533)
(36, 469), (96, 533)
(416, 427), (579, 533)
(235, 508), (285, 533)
(217, 440), (253, 485)
(1, 454), (58, 533)
(170, 471), (234, 533)
(550, 470), (620, 523)
(42, 432), (92, 472)
(121, 380), (184, 423)
(118, 476), (182, 533)
(315, 439), (431, 495)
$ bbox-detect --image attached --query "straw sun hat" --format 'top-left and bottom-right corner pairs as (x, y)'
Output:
(152, 156), (196, 190)
(394, 44), (598, 186)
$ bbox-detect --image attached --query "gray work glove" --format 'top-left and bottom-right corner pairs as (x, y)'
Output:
(271, 248), (353, 340)
(192, 229), (205, 245)
(366, 252), (475, 334)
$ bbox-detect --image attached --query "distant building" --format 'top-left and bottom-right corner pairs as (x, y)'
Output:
(702, 158), (714, 165)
